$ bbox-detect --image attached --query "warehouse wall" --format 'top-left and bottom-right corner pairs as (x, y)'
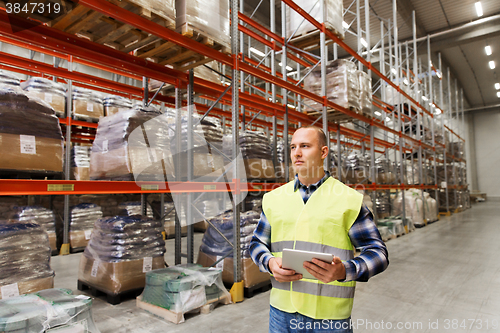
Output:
(473, 110), (500, 199)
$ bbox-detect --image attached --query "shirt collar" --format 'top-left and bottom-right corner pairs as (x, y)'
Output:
(294, 170), (330, 192)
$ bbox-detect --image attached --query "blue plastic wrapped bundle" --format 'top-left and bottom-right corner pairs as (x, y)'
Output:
(199, 210), (259, 258)
(0, 221), (54, 298)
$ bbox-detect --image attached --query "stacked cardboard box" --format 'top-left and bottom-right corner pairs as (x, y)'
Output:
(0, 86), (63, 173)
(21, 77), (66, 117)
(286, 0), (344, 39)
(71, 146), (91, 181)
(79, 215), (165, 294)
(0, 221), (54, 299)
(103, 95), (133, 117)
(72, 87), (104, 122)
(69, 203), (103, 250)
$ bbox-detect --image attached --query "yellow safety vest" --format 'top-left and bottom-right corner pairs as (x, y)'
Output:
(263, 176), (363, 320)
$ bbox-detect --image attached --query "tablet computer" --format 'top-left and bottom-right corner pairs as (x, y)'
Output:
(281, 248), (334, 280)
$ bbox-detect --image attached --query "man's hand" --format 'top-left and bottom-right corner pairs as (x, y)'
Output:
(303, 256), (346, 284)
(269, 257), (303, 282)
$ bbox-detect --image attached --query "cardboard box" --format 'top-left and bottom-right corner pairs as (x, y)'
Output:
(48, 232), (57, 252)
(197, 251), (270, 289)
(244, 159), (276, 179)
(69, 229), (93, 249)
(104, 106), (129, 117)
(78, 255), (165, 294)
(175, 152), (224, 179)
(73, 100), (104, 120)
(0, 133), (63, 172)
(0, 276), (54, 299)
(164, 223), (188, 238)
(71, 167), (90, 181)
(26, 91), (66, 115)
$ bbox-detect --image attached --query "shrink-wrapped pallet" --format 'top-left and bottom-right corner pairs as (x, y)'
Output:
(78, 215), (165, 294)
(9, 206), (57, 252)
(126, 0), (175, 28)
(0, 221), (54, 299)
(90, 106), (175, 181)
(118, 201), (154, 218)
(176, 0), (230, 49)
(140, 264), (229, 322)
(286, 0), (344, 39)
(72, 146), (91, 181)
(103, 95), (133, 117)
(69, 203), (103, 250)
(303, 59), (361, 113)
(72, 87), (104, 122)
(0, 288), (100, 332)
(223, 131), (275, 179)
(375, 193), (391, 219)
(358, 70), (372, 114)
(21, 77), (66, 116)
(0, 86), (63, 173)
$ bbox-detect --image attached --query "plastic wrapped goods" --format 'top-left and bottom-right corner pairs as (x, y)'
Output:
(72, 87), (104, 121)
(343, 152), (369, 184)
(374, 158), (396, 184)
(70, 203), (103, 250)
(171, 113), (224, 179)
(0, 221), (54, 299)
(0, 71), (20, 87)
(377, 218), (404, 238)
(0, 288), (100, 332)
(358, 70), (372, 114)
(9, 206), (57, 252)
(303, 59), (360, 113)
(192, 200), (221, 232)
(199, 210), (259, 259)
(90, 108), (174, 181)
(125, 0), (175, 27)
(175, 0), (230, 49)
(222, 131), (275, 179)
(72, 146), (91, 181)
(21, 77), (66, 116)
(392, 189), (436, 226)
(0, 86), (64, 173)
(140, 264), (229, 321)
(118, 201), (153, 218)
(79, 215), (165, 294)
(375, 193), (391, 219)
(286, 0), (344, 39)
(103, 95), (132, 117)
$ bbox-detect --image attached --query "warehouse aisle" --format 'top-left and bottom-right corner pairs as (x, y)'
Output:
(51, 202), (500, 333)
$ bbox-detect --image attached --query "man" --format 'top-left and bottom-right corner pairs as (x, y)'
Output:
(250, 126), (388, 333)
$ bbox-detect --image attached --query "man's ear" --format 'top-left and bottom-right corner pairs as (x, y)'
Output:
(321, 146), (328, 159)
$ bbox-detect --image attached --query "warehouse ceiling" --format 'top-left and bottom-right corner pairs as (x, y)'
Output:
(242, 0), (500, 111)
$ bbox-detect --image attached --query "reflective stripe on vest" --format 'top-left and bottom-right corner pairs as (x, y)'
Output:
(263, 177), (363, 320)
(270, 240), (354, 261)
(271, 277), (355, 299)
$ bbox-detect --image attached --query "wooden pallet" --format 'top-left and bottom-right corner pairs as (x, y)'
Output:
(4, 0), (231, 71)
(136, 293), (231, 324)
(288, 26), (344, 51)
(77, 279), (144, 305)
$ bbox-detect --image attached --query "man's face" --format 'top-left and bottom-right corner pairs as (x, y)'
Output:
(290, 128), (327, 177)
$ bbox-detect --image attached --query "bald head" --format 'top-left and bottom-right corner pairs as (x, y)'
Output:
(295, 126), (327, 148)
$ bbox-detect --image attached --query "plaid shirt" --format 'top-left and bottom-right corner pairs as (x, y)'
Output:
(249, 171), (389, 282)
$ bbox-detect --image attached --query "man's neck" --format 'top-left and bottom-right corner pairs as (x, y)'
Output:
(297, 168), (325, 187)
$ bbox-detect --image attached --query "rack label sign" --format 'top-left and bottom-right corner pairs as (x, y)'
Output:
(102, 140), (108, 153)
(441, 182), (447, 188)
(215, 256), (224, 270)
(87, 103), (94, 112)
(204, 185), (217, 190)
(1, 283), (19, 299)
(141, 185), (159, 191)
(44, 93), (53, 103)
(47, 184), (74, 192)
(143, 257), (153, 273)
(20, 135), (36, 155)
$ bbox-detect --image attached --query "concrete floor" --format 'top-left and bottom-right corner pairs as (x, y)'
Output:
(51, 201), (500, 333)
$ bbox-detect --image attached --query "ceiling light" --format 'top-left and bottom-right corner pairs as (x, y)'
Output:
(495, 83), (500, 90)
(287, 71), (297, 76)
(385, 117), (391, 122)
(391, 68), (397, 75)
(278, 62), (293, 71)
(497, 91), (500, 98)
(422, 96), (429, 101)
(361, 38), (368, 48)
(374, 111), (382, 116)
(342, 21), (349, 29)
(475, 2), (483, 17)
(435, 108), (442, 114)
(403, 78), (409, 85)
(485, 45), (492, 56)
(489, 61), (495, 69)
(250, 47), (265, 57)
(436, 71), (442, 79)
